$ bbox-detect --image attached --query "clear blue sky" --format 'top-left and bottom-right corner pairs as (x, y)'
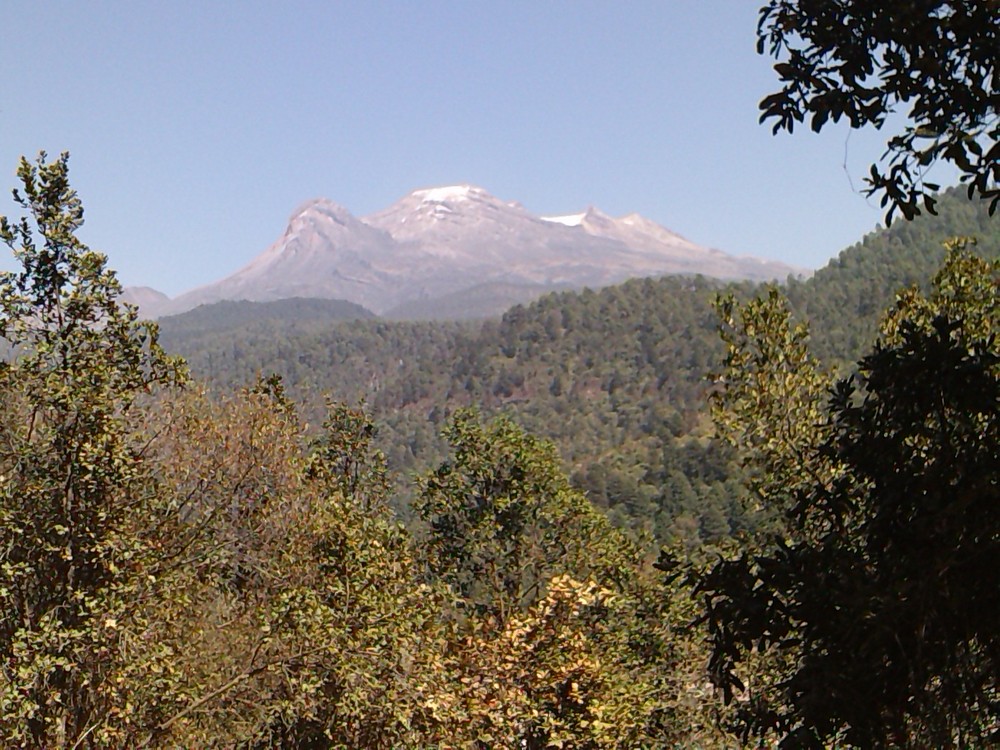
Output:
(1, 1), (955, 296)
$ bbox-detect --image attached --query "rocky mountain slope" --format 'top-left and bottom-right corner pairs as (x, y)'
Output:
(134, 185), (800, 319)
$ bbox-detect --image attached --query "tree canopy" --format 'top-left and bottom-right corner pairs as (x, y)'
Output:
(0, 152), (729, 747)
(758, 0), (999, 222)
(700, 245), (1000, 748)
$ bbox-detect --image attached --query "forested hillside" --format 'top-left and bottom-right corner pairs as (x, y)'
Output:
(161, 186), (1000, 544)
(786, 187), (1000, 364)
(154, 296), (375, 337)
(8, 156), (997, 749)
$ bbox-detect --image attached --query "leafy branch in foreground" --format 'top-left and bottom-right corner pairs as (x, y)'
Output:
(758, 0), (998, 222)
(699, 243), (1000, 748)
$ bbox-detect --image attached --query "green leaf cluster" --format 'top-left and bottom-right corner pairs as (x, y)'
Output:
(699, 243), (1000, 748)
(0, 153), (187, 746)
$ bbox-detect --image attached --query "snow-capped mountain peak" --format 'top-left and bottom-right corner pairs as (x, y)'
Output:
(129, 185), (801, 320)
(411, 184), (483, 203)
(363, 184), (535, 245)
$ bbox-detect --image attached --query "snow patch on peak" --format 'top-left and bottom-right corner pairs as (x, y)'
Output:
(620, 213), (651, 227)
(412, 185), (480, 203)
(541, 213), (586, 227)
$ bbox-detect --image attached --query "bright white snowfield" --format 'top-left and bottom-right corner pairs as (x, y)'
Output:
(541, 213), (586, 227)
(412, 185), (482, 203)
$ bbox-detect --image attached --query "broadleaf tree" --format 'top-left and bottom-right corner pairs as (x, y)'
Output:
(758, 0), (999, 222)
(699, 245), (1000, 748)
(415, 409), (728, 748)
(0, 152), (188, 747)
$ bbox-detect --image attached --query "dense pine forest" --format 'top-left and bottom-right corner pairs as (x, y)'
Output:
(160, 186), (1000, 545)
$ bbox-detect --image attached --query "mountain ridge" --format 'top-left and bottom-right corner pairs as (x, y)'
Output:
(131, 185), (803, 319)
